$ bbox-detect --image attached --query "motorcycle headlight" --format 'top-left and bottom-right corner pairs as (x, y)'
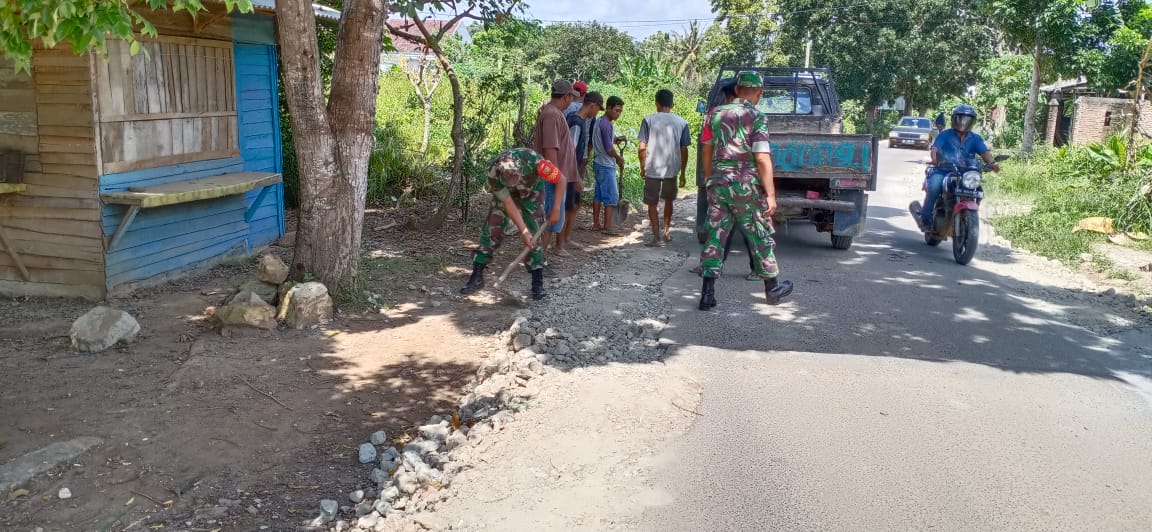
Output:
(960, 171), (982, 189)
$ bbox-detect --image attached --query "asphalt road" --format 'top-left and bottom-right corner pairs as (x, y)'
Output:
(641, 145), (1152, 531)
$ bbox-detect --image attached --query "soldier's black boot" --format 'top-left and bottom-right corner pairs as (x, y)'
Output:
(460, 263), (486, 295)
(765, 278), (794, 305)
(698, 277), (717, 311)
(531, 269), (546, 301)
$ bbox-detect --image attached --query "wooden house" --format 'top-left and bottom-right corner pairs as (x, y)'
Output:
(0, 2), (339, 299)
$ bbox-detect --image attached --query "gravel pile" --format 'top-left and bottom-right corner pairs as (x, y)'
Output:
(315, 236), (687, 531)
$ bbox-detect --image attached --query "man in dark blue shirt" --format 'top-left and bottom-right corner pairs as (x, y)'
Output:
(918, 105), (1000, 231)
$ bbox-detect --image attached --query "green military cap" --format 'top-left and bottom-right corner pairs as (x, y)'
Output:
(735, 70), (764, 88)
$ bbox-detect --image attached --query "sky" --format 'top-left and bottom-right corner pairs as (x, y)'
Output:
(521, 0), (717, 40)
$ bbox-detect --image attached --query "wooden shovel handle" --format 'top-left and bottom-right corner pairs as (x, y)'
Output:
(492, 225), (547, 288)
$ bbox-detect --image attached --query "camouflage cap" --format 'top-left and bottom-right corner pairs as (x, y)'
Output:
(735, 71), (764, 88)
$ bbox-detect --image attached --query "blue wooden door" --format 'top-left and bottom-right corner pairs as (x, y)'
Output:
(234, 42), (285, 249)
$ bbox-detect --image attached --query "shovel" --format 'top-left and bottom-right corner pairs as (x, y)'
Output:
(489, 225), (548, 304)
(612, 138), (632, 229)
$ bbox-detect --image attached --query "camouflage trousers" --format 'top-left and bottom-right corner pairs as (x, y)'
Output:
(474, 194), (546, 272)
(700, 180), (780, 279)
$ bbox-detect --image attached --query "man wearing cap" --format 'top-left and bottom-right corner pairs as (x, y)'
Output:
(697, 70), (794, 311)
(532, 80), (581, 263)
(459, 147), (563, 301)
(566, 81), (588, 116)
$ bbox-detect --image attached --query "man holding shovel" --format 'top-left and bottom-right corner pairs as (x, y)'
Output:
(591, 96), (626, 235)
(460, 148), (564, 301)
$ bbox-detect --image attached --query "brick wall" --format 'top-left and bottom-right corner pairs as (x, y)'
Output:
(1069, 97), (1152, 145)
(1045, 102), (1059, 145)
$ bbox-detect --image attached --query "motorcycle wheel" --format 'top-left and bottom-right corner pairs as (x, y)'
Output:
(924, 233), (943, 247)
(952, 210), (979, 265)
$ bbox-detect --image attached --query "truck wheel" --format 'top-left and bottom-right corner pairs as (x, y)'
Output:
(831, 235), (853, 250)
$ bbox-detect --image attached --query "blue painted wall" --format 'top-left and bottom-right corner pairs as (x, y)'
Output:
(98, 13), (285, 290)
(234, 38), (285, 248)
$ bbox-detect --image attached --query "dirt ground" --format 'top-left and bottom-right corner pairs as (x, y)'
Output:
(0, 206), (628, 531)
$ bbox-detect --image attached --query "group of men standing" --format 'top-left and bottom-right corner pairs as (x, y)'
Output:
(460, 72), (793, 311)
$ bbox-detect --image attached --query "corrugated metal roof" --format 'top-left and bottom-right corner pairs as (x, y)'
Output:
(249, 0), (342, 22)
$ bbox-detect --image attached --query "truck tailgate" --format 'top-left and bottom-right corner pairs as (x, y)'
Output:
(770, 133), (878, 191)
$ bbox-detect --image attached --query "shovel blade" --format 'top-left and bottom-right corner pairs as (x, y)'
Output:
(613, 199), (631, 227)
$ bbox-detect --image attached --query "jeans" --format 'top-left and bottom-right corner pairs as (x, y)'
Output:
(592, 163), (619, 206)
(921, 170), (948, 228)
(543, 181), (566, 233)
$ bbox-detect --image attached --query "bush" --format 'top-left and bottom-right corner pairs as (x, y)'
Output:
(986, 136), (1152, 263)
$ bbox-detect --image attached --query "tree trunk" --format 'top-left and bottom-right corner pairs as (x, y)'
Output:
(279, 0), (387, 289)
(1021, 43), (1043, 157)
(866, 105), (876, 135)
(421, 99), (432, 155)
(513, 83), (528, 147)
(903, 90), (915, 117)
(417, 48), (466, 230)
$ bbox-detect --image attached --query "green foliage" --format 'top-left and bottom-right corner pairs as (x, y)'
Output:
(617, 52), (679, 92)
(532, 22), (637, 83)
(0, 0), (253, 72)
(639, 22), (707, 88)
(704, 0), (784, 70)
(777, 0), (993, 112)
(987, 0), (1088, 66)
(986, 137), (1152, 263)
(1076, 1), (1152, 92)
(839, 100), (864, 134)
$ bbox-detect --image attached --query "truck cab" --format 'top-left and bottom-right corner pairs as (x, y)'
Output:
(695, 66), (878, 250)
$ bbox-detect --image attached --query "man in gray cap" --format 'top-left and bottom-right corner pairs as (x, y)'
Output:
(531, 80), (581, 262)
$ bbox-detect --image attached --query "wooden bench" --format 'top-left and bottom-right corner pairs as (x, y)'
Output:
(0, 183), (29, 280)
(100, 172), (282, 251)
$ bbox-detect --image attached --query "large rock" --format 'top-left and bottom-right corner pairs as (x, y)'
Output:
(236, 279), (279, 306)
(216, 292), (277, 330)
(70, 307), (140, 353)
(278, 282), (333, 330)
(257, 254), (290, 284)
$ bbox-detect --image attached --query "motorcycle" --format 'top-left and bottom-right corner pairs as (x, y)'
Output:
(908, 155), (1009, 265)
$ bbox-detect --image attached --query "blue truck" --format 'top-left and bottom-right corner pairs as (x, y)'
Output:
(695, 67), (878, 250)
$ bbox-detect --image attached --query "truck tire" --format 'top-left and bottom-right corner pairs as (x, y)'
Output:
(831, 235), (853, 250)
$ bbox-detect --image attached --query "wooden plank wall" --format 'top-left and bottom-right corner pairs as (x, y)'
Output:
(234, 35), (285, 248)
(0, 51), (105, 299)
(93, 28), (238, 174)
(94, 37), (238, 174)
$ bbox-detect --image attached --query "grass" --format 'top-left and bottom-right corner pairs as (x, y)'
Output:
(984, 140), (1152, 269)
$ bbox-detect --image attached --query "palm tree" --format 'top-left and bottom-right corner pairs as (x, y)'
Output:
(670, 21), (706, 82)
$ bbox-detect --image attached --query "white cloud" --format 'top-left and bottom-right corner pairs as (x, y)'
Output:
(523, 0), (716, 39)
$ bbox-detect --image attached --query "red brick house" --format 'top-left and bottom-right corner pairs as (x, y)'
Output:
(380, 19), (461, 70)
(1042, 78), (1152, 146)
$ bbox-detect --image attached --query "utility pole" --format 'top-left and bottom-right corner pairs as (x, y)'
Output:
(804, 31), (812, 68)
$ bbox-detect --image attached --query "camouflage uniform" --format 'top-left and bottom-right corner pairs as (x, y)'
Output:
(474, 148), (548, 271)
(698, 76), (781, 280)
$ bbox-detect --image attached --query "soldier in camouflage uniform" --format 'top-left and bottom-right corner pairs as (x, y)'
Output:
(460, 148), (563, 301)
(697, 71), (794, 311)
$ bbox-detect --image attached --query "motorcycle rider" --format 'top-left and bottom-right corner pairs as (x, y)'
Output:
(918, 104), (1000, 232)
